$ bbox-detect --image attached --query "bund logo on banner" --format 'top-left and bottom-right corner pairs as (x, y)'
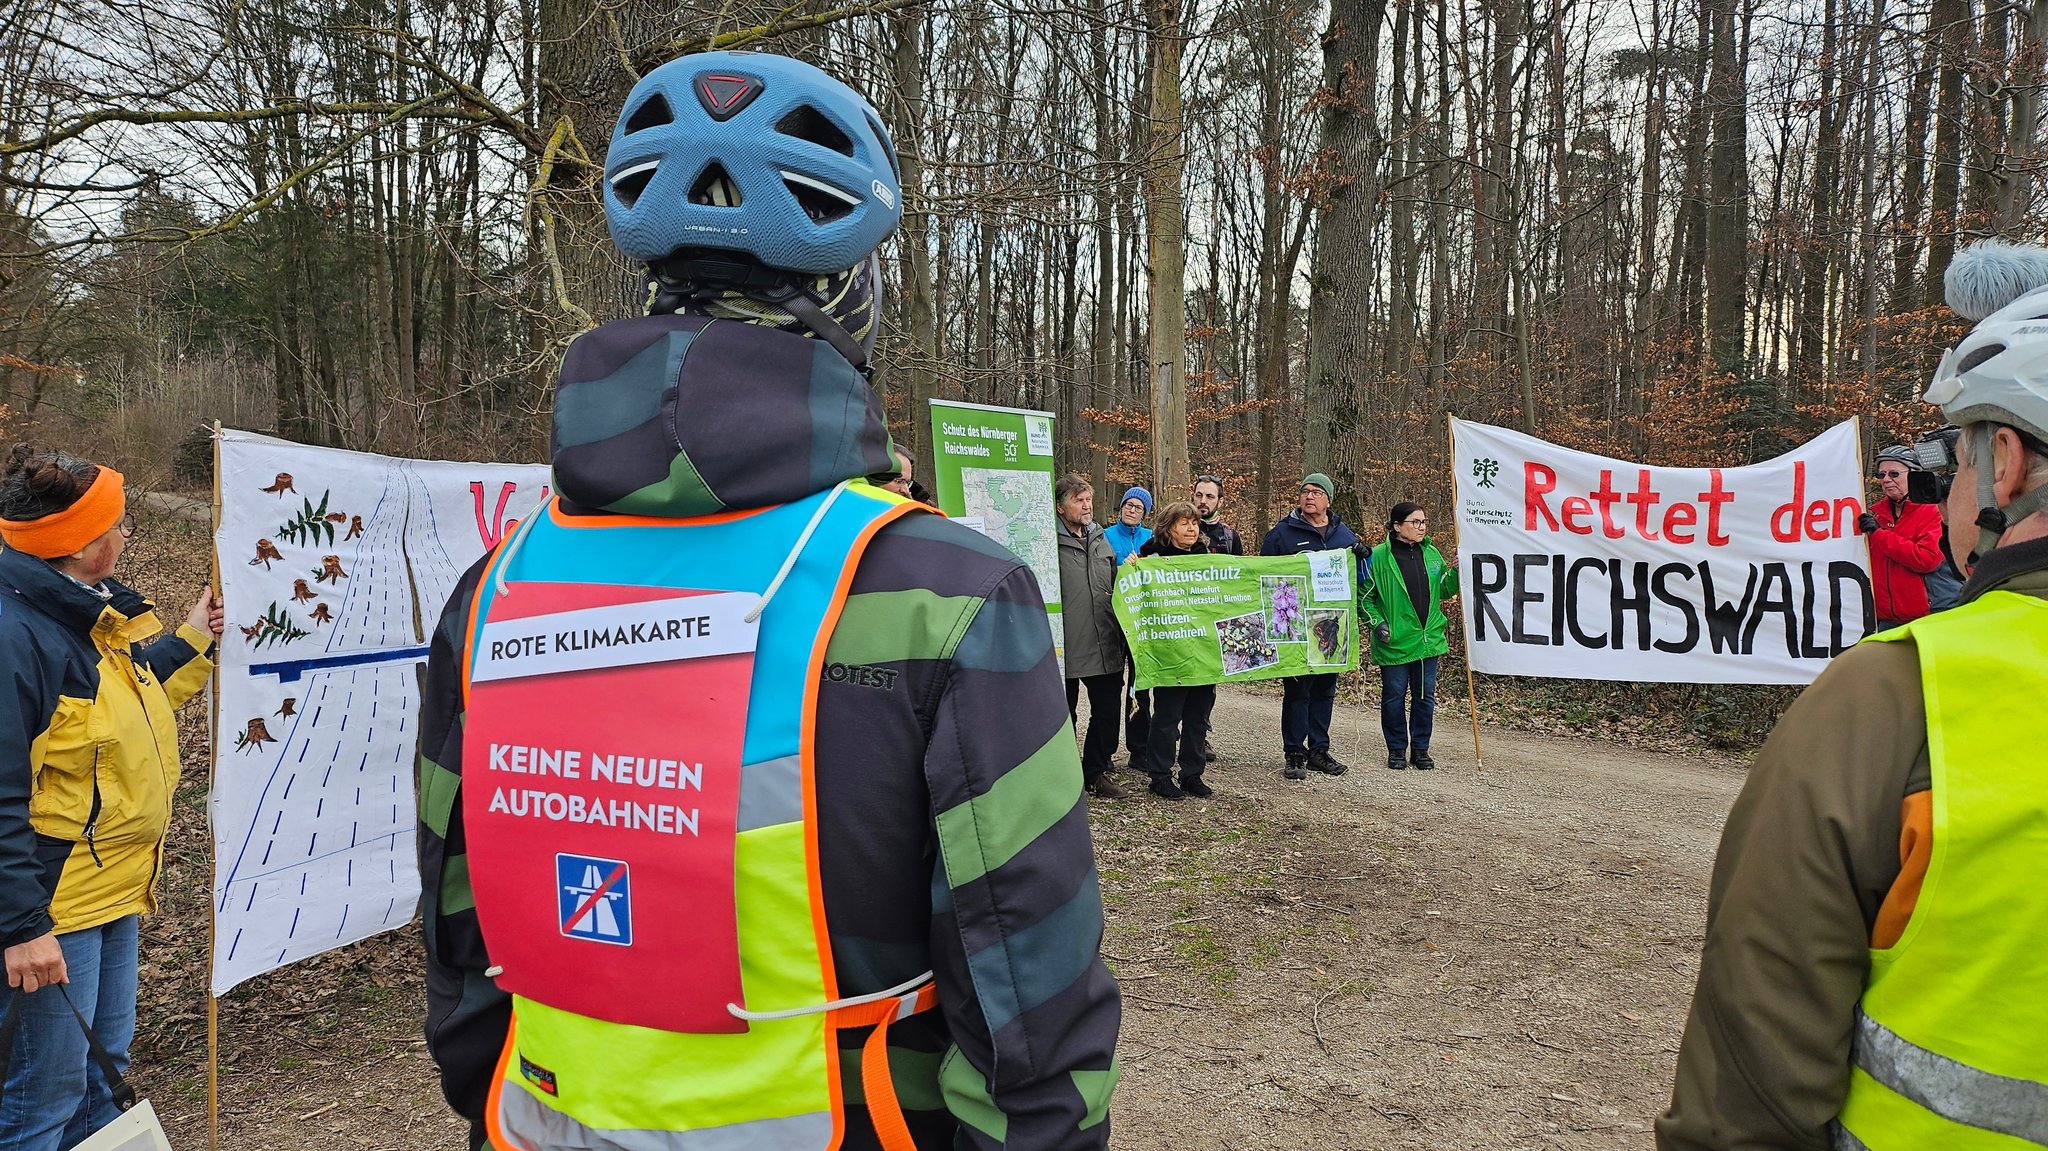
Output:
(1452, 418), (1873, 686)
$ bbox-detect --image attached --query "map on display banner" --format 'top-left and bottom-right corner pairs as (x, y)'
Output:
(211, 429), (549, 995)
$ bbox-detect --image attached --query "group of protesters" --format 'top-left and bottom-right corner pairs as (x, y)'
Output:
(1056, 469), (1460, 802)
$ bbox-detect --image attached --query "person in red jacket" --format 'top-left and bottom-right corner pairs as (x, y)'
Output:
(1858, 445), (1944, 628)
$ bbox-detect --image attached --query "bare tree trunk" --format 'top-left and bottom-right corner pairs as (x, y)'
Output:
(1703, 0), (1749, 376)
(1998, 0), (2048, 229)
(1143, 0), (1191, 498)
(1303, 0), (1387, 520)
(1895, 24), (1936, 309)
(1926, 0), (1972, 305)
(886, 9), (939, 483)
(1628, 0), (1668, 440)
(1796, 0), (1842, 389)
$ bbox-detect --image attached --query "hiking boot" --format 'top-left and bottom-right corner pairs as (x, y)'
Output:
(1307, 748), (1349, 776)
(1201, 741), (1218, 763)
(1148, 777), (1186, 800)
(1283, 752), (1309, 780)
(1087, 774), (1129, 799)
(1178, 773), (1214, 799)
(1410, 751), (1436, 771)
(1386, 753), (1408, 771)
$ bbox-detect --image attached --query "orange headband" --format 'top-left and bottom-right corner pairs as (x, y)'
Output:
(0, 466), (125, 559)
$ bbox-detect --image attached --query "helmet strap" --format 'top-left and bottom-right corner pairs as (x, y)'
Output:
(643, 253), (874, 375)
(777, 288), (872, 375)
(1965, 422), (2048, 565)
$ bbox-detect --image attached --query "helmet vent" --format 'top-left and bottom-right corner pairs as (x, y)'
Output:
(782, 170), (859, 223)
(609, 159), (660, 209)
(624, 94), (673, 134)
(689, 163), (741, 207)
(1960, 344), (2005, 374)
(776, 105), (854, 156)
(867, 113), (900, 181)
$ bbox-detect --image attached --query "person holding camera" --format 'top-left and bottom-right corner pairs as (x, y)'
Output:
(1858, 445), (1944, 630)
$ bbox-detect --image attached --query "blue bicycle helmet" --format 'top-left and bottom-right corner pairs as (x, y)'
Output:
(602, 51), (903, 276)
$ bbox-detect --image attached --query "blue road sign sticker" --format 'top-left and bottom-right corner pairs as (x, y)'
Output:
(556, 853), (633, 946)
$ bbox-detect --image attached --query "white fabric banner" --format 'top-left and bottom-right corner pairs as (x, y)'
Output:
(1451, 418), (1872, 685)
(211, 430), (548, 994)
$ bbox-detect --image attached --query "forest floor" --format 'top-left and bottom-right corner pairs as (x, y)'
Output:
(122, 511), (1745, 1151)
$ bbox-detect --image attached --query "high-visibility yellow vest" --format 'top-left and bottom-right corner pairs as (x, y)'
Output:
(1836, 590), (2048, 1149)
(461, 483), (937, 1151)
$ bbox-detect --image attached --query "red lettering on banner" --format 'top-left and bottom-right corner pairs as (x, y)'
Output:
(1700, 470), (1734, 547)
(472, 481), (552, 549)
(1527, 464), (1734, 547)
(1768, 462), (1852, 543)
(1561, 497), (1594, 535)
(1592, 470), (1625, 538)
(1627, 471), (1663, 541)
(1525, 462), (1560, 530)
(1664, 501), (1698, 545)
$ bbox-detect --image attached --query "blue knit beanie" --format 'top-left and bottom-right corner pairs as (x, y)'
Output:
(1119, 486), (1153, 514)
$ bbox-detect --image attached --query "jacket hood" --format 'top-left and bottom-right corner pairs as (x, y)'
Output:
(0, 547), (151, 636)
(550, 312), (897, 517)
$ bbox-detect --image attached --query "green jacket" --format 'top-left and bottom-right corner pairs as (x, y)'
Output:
(1358, 538), (1458, 665)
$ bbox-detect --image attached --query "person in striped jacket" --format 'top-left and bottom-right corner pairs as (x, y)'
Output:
(415, 51), (1120, 1151)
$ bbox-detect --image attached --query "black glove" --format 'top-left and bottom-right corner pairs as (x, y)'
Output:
(1350, 540), (1371, 560)
(1857, 512), (1880, 534)
(1374, 623), (1392, 644)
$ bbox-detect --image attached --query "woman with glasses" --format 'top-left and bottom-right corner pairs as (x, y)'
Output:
(0, 445), (221, 1150)
(1359, 501), (1458, 771)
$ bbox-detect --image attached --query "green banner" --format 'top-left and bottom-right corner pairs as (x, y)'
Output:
(1114, 550), (1360, 689)
(928, 399), (1062, 660)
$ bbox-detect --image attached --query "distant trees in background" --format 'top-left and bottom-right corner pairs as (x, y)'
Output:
(2, 0), (2043, 536)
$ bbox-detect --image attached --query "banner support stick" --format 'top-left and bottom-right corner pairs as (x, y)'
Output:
(1446, 415), (1484, 770)
(207, 422), (223, 1151)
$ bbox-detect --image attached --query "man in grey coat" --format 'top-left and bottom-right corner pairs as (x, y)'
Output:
(1056, 474), (1128, 798)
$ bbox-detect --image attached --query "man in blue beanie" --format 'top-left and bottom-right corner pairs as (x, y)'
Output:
(1260, 473), (1361, 779)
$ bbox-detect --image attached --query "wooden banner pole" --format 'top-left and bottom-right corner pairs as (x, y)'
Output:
(207, 422), (223, 1151)
(1447, 416), (1484, 771)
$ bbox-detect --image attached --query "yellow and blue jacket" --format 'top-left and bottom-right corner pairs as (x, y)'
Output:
(0, 546), (213, 946)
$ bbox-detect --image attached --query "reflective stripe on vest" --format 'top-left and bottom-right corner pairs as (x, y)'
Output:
(463, 484), (935, 1151)
(1836, 591), (2048, 1150)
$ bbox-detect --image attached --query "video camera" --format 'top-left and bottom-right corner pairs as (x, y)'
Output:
(1907, 424), (1963, 505)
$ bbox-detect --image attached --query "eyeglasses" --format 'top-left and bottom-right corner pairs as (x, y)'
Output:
(1399, 517), (1428, 526)
(118, 512), (138, 538)
(1875, 470), (1908, 480)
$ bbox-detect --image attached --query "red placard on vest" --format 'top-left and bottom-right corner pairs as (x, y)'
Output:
(464, 581), (756, 1033)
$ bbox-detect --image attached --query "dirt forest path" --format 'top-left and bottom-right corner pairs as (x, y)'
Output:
(148, 674), (1748, 1151)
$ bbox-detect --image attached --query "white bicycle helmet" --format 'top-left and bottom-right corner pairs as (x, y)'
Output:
(1927, 276), (2048, 560)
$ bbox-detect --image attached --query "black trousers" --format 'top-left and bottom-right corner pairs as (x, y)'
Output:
(1147, 684), (1216, 781)
(1066, 672), (1122, 779)
(1123, 653), (1151, 755)
(1280, 672), (1339, 754)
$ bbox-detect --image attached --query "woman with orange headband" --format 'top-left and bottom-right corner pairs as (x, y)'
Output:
(0, 445), (221, 1150)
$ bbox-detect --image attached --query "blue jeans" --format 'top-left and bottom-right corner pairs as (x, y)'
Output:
(1280, 673), (1338, 755)
(1380, 657), (1439, 756)
(0, 916), (140, 1151)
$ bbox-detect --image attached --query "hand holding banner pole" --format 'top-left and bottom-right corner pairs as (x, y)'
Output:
(1448, 415), (1484, 771)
